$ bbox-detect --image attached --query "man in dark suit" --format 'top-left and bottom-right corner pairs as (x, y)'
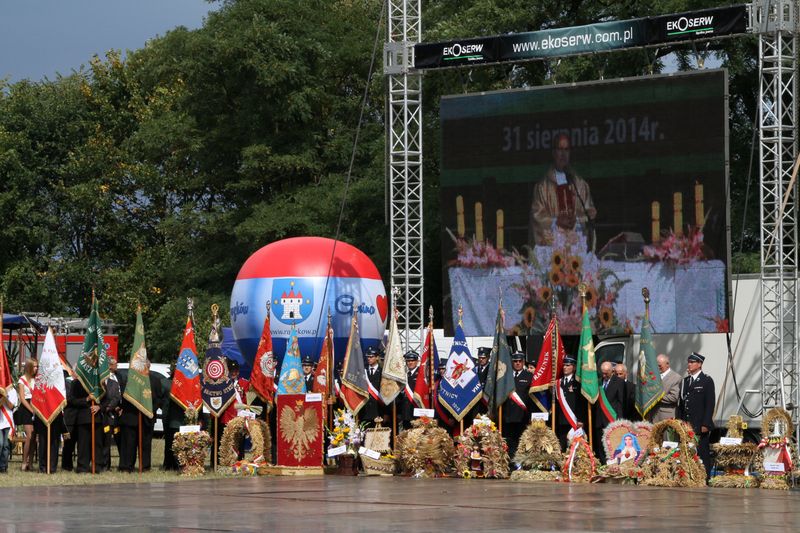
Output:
(594, 361), (624, 462)
(66, 378), (107, 473)
(118, 362), (164, 472)
(502, 352), (535, 462)
(677, 351), (715, 480)
(302, 356), (315, 392)
(396, 351), (420, 431)
(472, 347), (491, 417)
(102, 357), (122, 470)
(360, 346), (385, 427)
(615, 363), (638, 421)
(555, 356), (587, 451)
(61, 373), (77, 471)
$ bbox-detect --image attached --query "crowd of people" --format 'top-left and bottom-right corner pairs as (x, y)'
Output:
(0, 341), (715, 478)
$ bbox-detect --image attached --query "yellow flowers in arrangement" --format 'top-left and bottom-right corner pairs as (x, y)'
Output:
(327, 408), (366, 455)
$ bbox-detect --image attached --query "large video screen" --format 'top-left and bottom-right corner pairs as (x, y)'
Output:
(440, 70), (730, 336)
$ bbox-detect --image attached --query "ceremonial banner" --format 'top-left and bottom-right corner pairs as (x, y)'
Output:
(529, 317), (565, 411)
(276, 393), (324, 467)
(0, 307), (13, 393)
(0, 307), (15, 432)
(341, 314), (369, 415)
(171, 316), (201, 410)
(379, 308), (406, 404)
(635, 303), (663, 418)
(31, 328), (67, 425)
(484, 307), (514, 412)
(413, 321), (438, 409)
(122, 306), (153, 418)
(576, 305), (599, 404)
(249, 310), (277, 403)
(277, 326), (305, 395)
(76, 296), (110, 402)
(201, 327), (236, 418)
(312, 320), (333, 396)
(438, 322), (482, 421)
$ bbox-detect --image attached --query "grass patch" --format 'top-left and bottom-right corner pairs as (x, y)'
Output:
(0, 437), (225, 487)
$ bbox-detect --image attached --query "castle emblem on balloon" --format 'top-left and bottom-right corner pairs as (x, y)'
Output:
(273, 279), (313, 325)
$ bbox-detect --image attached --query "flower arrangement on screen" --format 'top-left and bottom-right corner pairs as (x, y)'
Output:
(449, 235), (514, 268)
(509, 232), (630, 334)
(642, 226), (709, 265)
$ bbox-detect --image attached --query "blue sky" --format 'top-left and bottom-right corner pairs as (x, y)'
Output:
(0, 0), (216, 83)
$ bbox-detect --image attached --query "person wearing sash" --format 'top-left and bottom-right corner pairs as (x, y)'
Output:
(361, 346), (385, 428)
(503, 352), (534, 461)
(15, 358), (38, 471)
(396, 351), (420, 431)
(555, 356), (587, 451)
(0, 383), (19, 473)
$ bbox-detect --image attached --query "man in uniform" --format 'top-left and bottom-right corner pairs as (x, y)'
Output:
(555, 356), (587, 451)
(302, 356), (315, 392)
(594, 361), (624, 461)
(677, 352), (715, 480)
(396, 350), (420, 431)
(650, 354), (682, 422)
(502, 352), (534, 462)
(361, 346), (385, 427)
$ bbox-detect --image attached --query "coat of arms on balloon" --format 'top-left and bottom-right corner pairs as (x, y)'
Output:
(230, 237), (388, 375)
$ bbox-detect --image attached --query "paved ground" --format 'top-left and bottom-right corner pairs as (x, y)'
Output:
(0, 476), (798, 532)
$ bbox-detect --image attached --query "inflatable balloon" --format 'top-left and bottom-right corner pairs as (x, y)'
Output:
(230, 237), (388, 378)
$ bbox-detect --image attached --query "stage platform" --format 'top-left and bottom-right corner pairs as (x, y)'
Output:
(0, 476), (797, 531)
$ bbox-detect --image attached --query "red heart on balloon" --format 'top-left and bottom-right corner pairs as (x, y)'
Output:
(376, 294), (388, 323)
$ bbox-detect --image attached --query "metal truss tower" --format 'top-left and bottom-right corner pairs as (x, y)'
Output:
(385, 0), (424, 351)
(753, 0), (799, 420)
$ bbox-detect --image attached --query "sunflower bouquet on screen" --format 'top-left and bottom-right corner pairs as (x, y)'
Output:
(511, 231), (630, 334)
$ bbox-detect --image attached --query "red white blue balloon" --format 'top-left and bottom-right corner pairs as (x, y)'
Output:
(230, 237), (388, 378)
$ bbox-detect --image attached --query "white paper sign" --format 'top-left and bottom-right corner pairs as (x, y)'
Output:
(414, 408), (435, 418)
(359, 447), (381, 460)
(531, 412), (549, 421)
(179, 425), (201, 434)
(238, 410), (256, 419)
(764, 461), (786, 473)
(327, 445), (347, 458)
(719, 437), (743, 445)
(662, 441), (679, 449)
(305, 393), (322, 402)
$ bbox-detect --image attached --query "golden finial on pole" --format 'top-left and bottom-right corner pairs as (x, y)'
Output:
(458, 304), (463, 325)
(209, 303), (221, 346)
(428, 305), (434, 325)
(642, 287), (650, 319)
(578, 282), (588, 309)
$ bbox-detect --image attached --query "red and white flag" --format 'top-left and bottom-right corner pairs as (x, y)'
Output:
(31, 328), (67, 425)
(250, 311), (277, 405)
(0, 309), (16, 432)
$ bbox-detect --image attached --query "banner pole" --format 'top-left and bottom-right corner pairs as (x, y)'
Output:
(498, 405), (503, 436)
(91, 400), (96, 474)
(47, 424), (51, 474)
(213, 416), (218, 471)
(551, 312), (558, 433)
(392, 403), (397, 442)
(588, 403), (593, 450)
(138, 412), (143, 474)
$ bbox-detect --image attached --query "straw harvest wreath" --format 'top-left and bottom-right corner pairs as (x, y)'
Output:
(640, 419), (706, 488)
(395, 417), (455, 478)
(218, 416), (271, 469)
